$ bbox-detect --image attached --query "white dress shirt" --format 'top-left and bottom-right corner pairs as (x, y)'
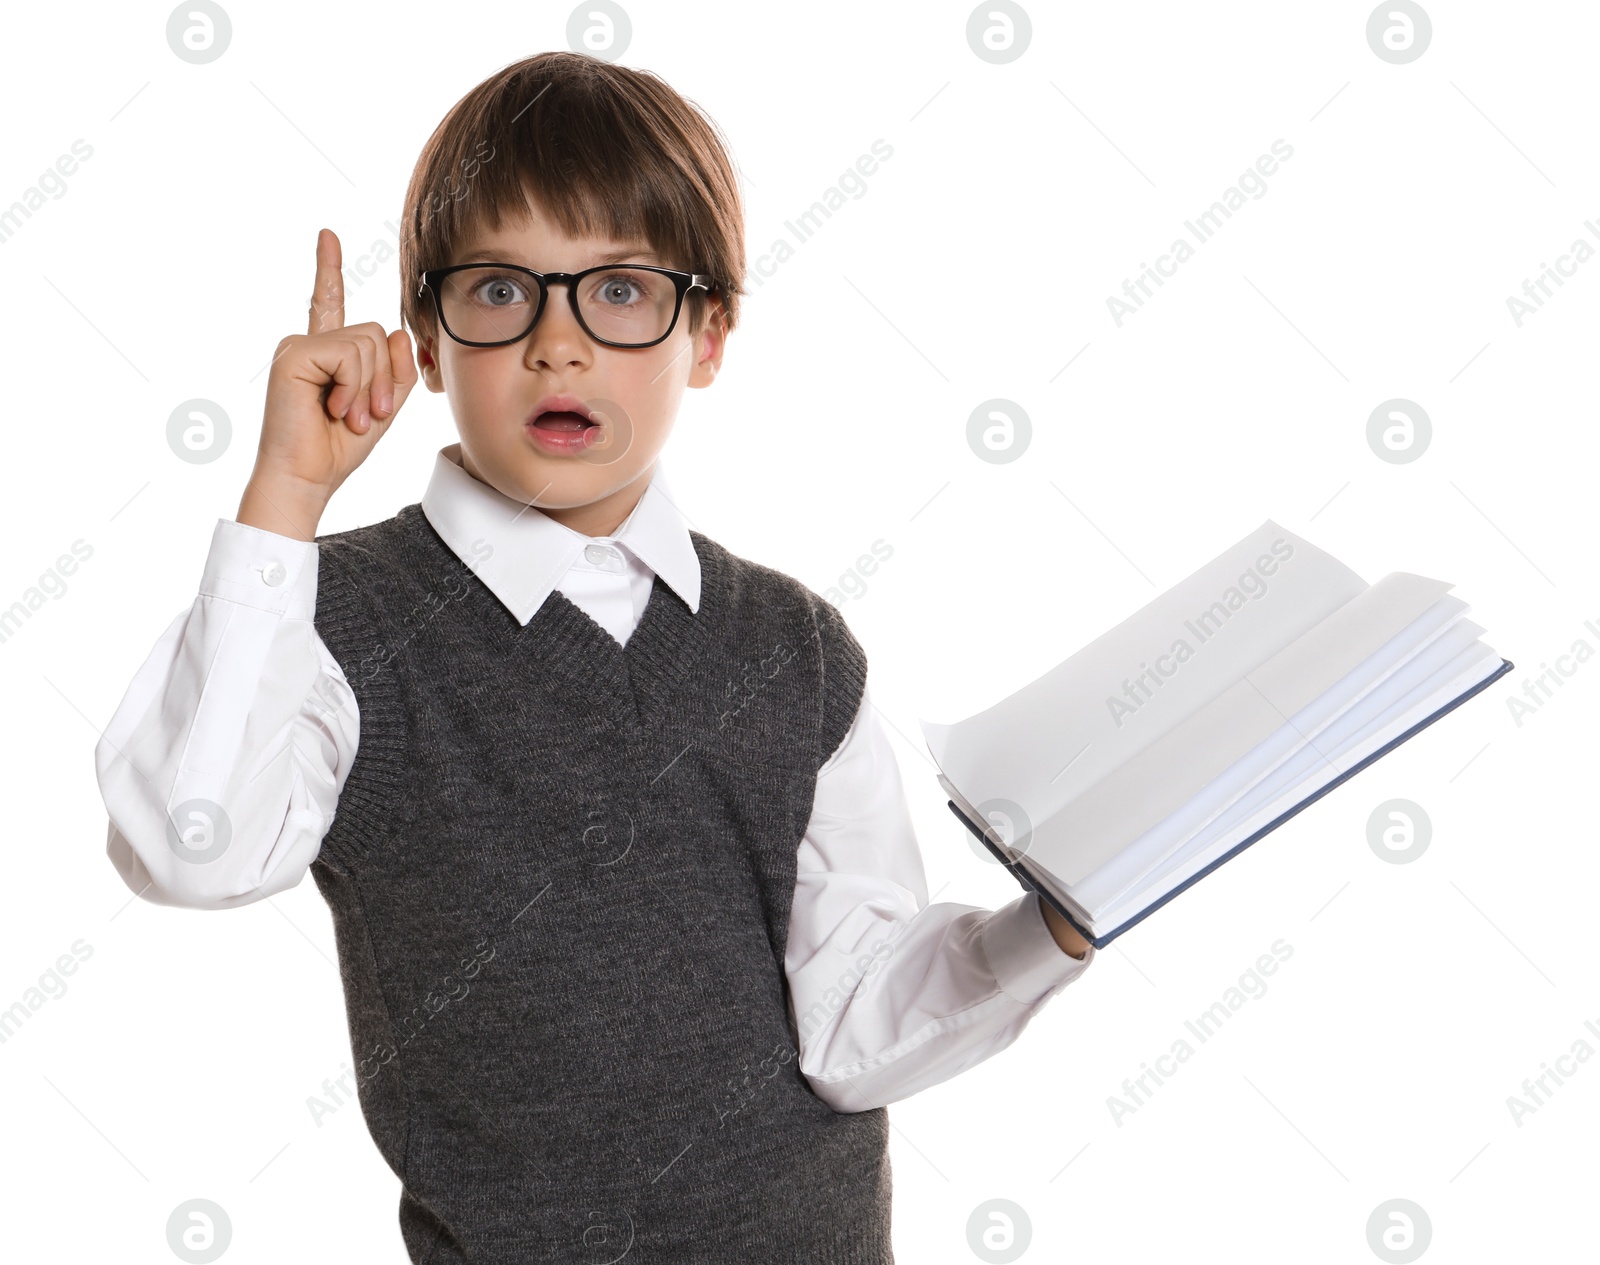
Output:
(95, 444), (1094, 1111)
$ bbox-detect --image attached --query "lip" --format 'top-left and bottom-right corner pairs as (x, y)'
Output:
(525, 393), (600, 454)
(528, 394), (594, 425)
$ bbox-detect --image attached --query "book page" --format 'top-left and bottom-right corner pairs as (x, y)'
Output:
(1030, 574), (1458, 885)
(1071, 608), (1483, 912)
(1086, 642), (1505, 934)
(918, 519), (1368, 837)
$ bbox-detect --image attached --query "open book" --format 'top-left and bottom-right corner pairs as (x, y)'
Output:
(919, 520), (1513, 949)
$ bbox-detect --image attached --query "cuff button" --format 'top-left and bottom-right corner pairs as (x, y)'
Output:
(262, 560), (287, 587)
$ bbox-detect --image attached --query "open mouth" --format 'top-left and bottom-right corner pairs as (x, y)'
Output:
(530, 411), (597, 433)
(526, 397), (602, 452)
(526, 393), (602, 452)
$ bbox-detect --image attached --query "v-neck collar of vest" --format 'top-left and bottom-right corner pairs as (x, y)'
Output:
(408, 505), (720, 738)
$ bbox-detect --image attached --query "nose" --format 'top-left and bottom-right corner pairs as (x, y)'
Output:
(523, 280), (589, 371)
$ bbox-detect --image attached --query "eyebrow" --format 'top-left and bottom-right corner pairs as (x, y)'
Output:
(456, 247), (662, 268)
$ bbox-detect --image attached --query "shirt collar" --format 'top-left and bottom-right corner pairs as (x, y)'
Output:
(420, 443), (701, 627)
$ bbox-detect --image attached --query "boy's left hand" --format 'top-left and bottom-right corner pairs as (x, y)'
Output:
(1038, 900), (1091, 960)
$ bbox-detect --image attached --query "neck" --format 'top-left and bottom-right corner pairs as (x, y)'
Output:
(531, 467), (654, 538)
(454, 443), (654, 538)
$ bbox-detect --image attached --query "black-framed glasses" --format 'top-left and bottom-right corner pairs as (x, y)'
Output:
(418, 262), (715, 349)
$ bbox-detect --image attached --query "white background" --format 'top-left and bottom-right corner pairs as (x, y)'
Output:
(1, 0), (1595, 1261)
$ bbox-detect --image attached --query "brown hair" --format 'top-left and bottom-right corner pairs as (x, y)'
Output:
(399, 52), (746, 350)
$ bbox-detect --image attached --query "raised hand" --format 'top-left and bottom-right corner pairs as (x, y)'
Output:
(238, 229), (420, 540)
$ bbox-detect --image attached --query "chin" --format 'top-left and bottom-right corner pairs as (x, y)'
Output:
(512, 462), (624, 510)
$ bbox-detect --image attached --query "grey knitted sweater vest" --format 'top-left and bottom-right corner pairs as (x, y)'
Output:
(306, 503), (891, 1264)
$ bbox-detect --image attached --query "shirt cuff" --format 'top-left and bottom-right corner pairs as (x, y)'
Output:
(980, 891), (1095, 1005)
(198, 517), (319, 619)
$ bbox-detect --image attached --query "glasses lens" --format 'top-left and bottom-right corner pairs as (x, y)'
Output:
(438, 267), (538, 345)
(436, 266), (680, 347)
(576, 268), (678, 346)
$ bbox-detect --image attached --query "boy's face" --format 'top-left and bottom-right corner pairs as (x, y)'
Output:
(416, 193), (727, 537)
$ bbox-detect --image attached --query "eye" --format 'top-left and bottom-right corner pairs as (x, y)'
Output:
(470, 273), (530, 306)
(591, 271), (653, 307)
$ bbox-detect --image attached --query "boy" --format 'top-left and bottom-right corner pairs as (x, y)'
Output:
(96, 51), (1094, 1263)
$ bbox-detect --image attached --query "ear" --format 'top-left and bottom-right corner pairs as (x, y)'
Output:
(686, 295), (729, 390)
(416, 323), (446, 393)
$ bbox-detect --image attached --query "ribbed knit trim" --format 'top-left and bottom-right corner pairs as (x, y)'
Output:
(402, 504), (722, 738)
(765, 1191), (895, 1263)
(625, 528), (719, 720)
(811, 594), (870, 770)
(310, 533), (416, 868)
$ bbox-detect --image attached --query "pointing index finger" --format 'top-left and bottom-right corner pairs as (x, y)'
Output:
(309, 228), (345, 335)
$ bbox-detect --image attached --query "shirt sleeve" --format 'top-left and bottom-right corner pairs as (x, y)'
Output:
(784, 684), (1095, 1112)
(94, 518), (359, 909)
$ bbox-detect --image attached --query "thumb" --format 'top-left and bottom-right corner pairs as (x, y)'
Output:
(387, 329), (420, 412)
